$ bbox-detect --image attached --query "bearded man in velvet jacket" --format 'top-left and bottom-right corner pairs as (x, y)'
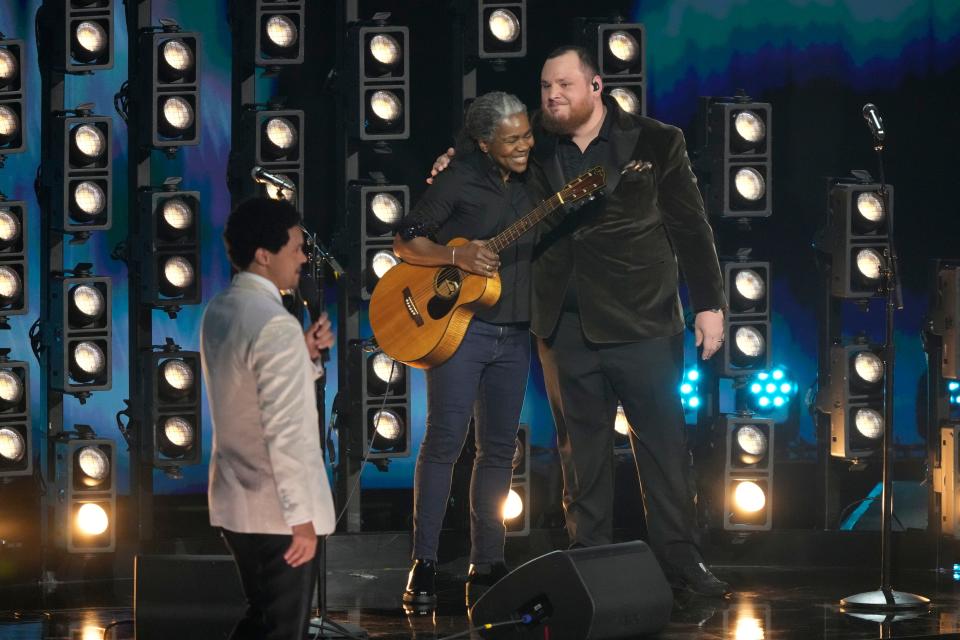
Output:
(527, 46), (730, 598)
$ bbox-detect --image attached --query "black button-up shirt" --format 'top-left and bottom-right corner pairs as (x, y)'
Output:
(555, 106), (614, 312)
(401, 149), (534, 324)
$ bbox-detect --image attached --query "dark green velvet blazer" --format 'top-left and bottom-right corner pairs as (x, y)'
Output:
(528, 99), (726, 343)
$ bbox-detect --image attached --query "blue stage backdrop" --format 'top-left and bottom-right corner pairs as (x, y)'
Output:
(1, 0), (957, 495)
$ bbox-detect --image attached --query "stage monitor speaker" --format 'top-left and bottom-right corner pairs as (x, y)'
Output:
(135, 554), (246, 640)
(470, 540), (672, 639)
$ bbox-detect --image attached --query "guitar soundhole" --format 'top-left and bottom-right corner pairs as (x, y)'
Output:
(427, 293), (457, 320)
(433, 268), (462, 300)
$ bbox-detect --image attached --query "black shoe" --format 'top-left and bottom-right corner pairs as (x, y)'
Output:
(667, 562), (731, 598)
(465, 562), (510, 608)
(402, 559), (437, 608)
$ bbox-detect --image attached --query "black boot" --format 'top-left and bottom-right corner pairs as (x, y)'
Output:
(465, 562), (510, 608)
(665, 561), (731, 598)
(402, 559), (438, 609)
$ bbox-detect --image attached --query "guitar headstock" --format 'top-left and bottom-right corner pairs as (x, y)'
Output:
(559, 166), (606, 204)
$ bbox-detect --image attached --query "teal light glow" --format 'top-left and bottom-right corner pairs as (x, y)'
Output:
(680, 368), (701, 412)
(747, 366), (798, 413)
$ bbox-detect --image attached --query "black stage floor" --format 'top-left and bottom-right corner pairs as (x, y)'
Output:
(2, 531), (959, 639)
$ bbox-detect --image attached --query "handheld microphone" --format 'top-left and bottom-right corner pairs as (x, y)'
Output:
(298, 273), (331, 365)
(251, 166), (295, 192)
(862, 103), (885, 142)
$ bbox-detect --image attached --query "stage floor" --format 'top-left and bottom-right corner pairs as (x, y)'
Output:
(1, 563), (958, 639)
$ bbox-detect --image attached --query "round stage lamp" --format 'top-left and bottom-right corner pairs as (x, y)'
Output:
(609, 87), (640, 115)
(69, 284), (105, 326)
(161, 256), (195, 295)
(262, 117), (298, 158)
(159, 96), (194, 135)
(369, 33), (401, 67)
(265, 15), (298, 50)
(502, 488), (524, 520)
(70, 341), (106, 383)
(855, 248), (884, 283)
(607, 30), (639, 64)
(733, 110), (766, 146)
(372, 409), (403, 442)
(853, 351), (883, 386)
(0, 48), (18, 88)
(0, 208), (21, 250)
(71, 124), (106, 165)
(77, 445), (109, 486)
(733, 480), (766, 513)
(0, 427), (25, 463)
(369, 193), (403, 229)
(75, 502), (109, 536)
(855, 192), (885, 231)
(370, 352), (402, 386)
(159, 197), (194, 239)
(732, 268), (765, 311)
(72, 21), (107, 63)
(734, 326), (765, 359)
(854, 408), (883, 440)
(488, 9), (521, 43)
(614, 404), (632, 436)
(734, 168), (765, 202)
(370, 90), (402, 123)
(159, 416), (195, 458)
(71, 181), (107, 222)
(159, 39), (193, 81)
(0, 265), (22, 307)
(159, 358), (195, 400)
(0, 370), (24, 409)
(0, 105), (19, 145)
(735, 424), (768, 465)
(370, 250), (399, 279)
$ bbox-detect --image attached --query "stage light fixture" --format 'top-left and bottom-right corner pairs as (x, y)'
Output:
(478, 2), (526, 58)
(0, 200), (27, 322)
(506, 423), (530, 536)
(936, 424), (960, 537)
(703, 101), (772, 218)
(679, 368), (702, 412)
(139, 30), (200, 148)
(575, 20), (645, 115)
(53, 1), (114, 72)
(54, 436), (116, 552)
(347, 343), (410, 463)
(233, 109), (304, 210)
(54, 113), (112, 232)
(607, 85), (643, 115)
(932, 264), (960, 380)
(745, 368), (797, 412)
(0, 354), (30, 478)
(51, 270), (112, 395)
(825, 181), (892, 298)
(140, 186), (201, 307)
(722, 415), (774, 530)
(0, 38), (25, 156)
(347, 25), (410, 140)
(720, 261), (771, 377)
(818, 342), (885, 459)
(254, 0), (304, 65)
(144, 344), (202, 467)
(347, 182), (408, 300)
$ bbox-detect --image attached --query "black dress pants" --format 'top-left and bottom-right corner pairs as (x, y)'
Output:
(221, 529), (319, 640)
(537, 310), (701, 567)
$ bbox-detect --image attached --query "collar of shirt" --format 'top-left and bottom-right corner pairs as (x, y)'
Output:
(462, 146), (527, 185)
(234, 271), (283, 305)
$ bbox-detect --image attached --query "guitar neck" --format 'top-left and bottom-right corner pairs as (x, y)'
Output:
(487, 192), (563, 254)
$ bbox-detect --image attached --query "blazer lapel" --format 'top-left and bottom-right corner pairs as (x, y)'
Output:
(603, 110), (642, 196)
(534, 131), (565, 194)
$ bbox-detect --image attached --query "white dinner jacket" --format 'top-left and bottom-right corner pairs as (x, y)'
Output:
(200, 271), (335, 535)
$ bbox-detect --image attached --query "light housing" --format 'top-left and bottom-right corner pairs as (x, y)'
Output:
(818, 342), (885, 459)
(720, 262), (771, 377)
(51, 274), (112, 394)
(704, 101), (772, 218)
(825, 182), (892, 299)
(931, 264), (960, 380)
(55, 437), (116, 553)
(57, 1), (114, 72)
(0, 200), (28, 319)
(347, 343), (410, 461)
(55, 115), (112, 232)
(722, 415), (774, 530)
(139, 32), (201, 148)
(231, 109), (305, 211)
(478, 2), (526, 59)
(575, 20), (646, 116)
(140, 189), (201, 307)
(144, 348), (202, 467)
(0, 39), (25, 155)
(0, 359), (30, 478)
(255, 0), (304, 65)
(347, 25), (410, 140)
(348, 182), (408, 300)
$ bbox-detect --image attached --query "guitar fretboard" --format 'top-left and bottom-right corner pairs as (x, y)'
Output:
(487, 192), (563, 254)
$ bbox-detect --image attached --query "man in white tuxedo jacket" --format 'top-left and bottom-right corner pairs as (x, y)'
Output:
(201, 197), (336, 640)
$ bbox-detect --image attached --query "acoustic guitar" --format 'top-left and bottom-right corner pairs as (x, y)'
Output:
(369, 166), (606, 369)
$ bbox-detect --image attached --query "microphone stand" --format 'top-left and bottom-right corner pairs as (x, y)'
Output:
(840, 118), (929, 614)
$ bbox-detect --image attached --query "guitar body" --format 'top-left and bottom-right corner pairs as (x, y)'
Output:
(369, 237), (501, 369)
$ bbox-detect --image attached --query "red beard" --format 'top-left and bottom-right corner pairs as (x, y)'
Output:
(541, 98), (596, 135)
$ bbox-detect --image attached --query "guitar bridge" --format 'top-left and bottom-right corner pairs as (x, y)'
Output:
(403, 287), (424, 327)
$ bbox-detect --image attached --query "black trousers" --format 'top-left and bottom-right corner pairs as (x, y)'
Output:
(537, 311), (701, 568)
(221, 529), (319, 640)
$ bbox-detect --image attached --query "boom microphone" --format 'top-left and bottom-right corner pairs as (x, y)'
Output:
(251, 165), (295, 191)
(862, 103), (886, 142)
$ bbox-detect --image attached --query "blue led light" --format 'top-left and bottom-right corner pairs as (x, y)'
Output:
(680, 383), (693, 395)
(949, 381), (960, 392)
(758, 372), (769, 381)
(773, 396), (785, 407)
(689, 397), (701, 408)
(765, 383), (776, 393)
(780, 383), (792, 394)
(687, 369), (700, 382)
(758, 397), (770, 407)
(772, 369), (784, 380)
(751, 383), (762, 394)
